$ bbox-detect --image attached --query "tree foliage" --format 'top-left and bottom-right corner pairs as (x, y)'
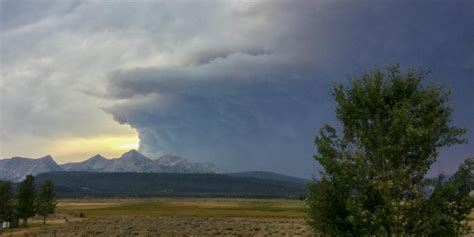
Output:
(0, 181), (16, 222)
(411, 158), (474, 236)
(16, 175), (36, 226)
(35, 180), (57, 224)
(307, 65), (471, 236)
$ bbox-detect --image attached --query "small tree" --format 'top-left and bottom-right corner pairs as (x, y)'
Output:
(307, 65), (471, 236)
(0, 181), (16, 223)
(35, 180), (57, 224)
(17, 175), (36, 227)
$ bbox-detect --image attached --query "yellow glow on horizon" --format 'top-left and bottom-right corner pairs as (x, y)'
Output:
(117, 142), (140, 150)
(50, 134), (139, 163)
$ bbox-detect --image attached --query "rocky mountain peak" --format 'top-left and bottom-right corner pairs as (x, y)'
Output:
(0, 155), (61, 182)
(1, 150), (218, 182)
(39, 155), (55, 162)
(89, 154), (106, 161)
(40, 155), (53, 159)
(120, 149), (149, 161)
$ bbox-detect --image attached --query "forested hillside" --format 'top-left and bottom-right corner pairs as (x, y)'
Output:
(35, 172), (308, 198)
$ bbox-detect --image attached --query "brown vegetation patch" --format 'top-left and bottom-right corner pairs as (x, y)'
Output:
(11, 216), (312, 237)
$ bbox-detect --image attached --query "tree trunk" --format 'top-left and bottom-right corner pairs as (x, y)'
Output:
(23, 218), (28, 227)
(43, 215), (46, 225)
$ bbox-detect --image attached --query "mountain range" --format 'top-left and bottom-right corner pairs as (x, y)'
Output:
(0, 155), (62, 182)
(0, 150), (217, 182)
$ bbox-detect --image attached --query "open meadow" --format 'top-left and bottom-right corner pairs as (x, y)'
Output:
(2, 198), (312, 237)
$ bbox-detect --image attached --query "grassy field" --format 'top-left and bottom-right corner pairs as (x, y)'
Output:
(57, 198), (306, 218)
(3, 198), (312, 236)
(3, 199), (473, 236)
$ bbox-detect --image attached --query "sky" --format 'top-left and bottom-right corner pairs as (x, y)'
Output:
(0, 0), (473, 178)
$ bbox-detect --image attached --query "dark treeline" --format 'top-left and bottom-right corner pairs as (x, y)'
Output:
(0, 175), (57, 227)
(34, 172), (308, 199)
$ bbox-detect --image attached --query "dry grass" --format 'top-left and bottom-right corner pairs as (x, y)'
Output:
(56, 198), (306, 219)
(26, 216), (312, 236)
(3, 198), (311, 237)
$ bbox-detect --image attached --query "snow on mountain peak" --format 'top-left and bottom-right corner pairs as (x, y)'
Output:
(156, 154), (186, 166)
(0, 155), (61, 182)
(120, 149), (150, 160)
(1, 150), (218, 182)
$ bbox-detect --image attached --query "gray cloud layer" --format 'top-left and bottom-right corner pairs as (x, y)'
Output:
(1, 0), (473, 177)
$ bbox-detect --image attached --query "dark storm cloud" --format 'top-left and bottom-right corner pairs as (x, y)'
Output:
(103, 1), (474, 177)
(106, 53), (332, 174)
(1, 0), (472, 177)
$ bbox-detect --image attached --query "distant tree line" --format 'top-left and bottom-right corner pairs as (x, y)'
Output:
(34, 172), (308, 199)
(0, 175), (57, 227)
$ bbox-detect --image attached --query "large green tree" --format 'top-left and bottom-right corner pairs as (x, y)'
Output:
(35, 180), (57, 224)
(0, 181), (16, 223)
(307, 65), (471, 236)
(17, 175), (36, 226)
